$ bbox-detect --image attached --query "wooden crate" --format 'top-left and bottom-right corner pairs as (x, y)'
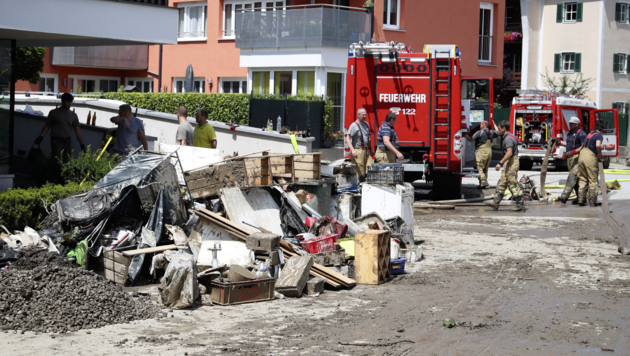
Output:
(185, 157), (272, 198)
(268, 153), (321, 183)
(354, 230), (391, 285)
(95, 250), (132, 286)
(294, 154), (321, 181)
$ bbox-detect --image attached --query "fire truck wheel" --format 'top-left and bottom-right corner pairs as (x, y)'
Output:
(554, 159), (568, 172)
(432, 172), (462, 201)
(603, 157), (610, 169)
(519, 158), (534, 171)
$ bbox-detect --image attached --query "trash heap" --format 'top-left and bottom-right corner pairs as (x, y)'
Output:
(1, 146), (422, 330)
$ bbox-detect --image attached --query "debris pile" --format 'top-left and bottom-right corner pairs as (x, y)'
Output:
(0, 250), (160, 333)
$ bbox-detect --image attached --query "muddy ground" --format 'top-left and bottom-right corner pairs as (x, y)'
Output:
(2, 200), (630, 355)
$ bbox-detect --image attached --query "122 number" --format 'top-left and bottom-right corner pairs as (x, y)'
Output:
(403, 109), (416, 115)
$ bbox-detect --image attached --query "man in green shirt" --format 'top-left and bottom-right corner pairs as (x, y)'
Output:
(193, 109), (217, 149)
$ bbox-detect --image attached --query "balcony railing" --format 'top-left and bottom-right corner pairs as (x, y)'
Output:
(51, 45), (148, 70)
(235, 5), (370, 49)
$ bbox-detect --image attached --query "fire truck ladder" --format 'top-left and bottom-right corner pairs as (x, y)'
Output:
(432, 50), (452, 170)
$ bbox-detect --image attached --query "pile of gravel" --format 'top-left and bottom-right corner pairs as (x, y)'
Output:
(0, 251), (161, 333)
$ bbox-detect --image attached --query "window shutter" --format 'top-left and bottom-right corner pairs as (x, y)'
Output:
(557, 4), (564, 22)
(575, 53), (582, 72)
(614, 53), (619, 73)
(616, 3), (622, 22)
(577, 3), (583, 21)
(613, 102), (618, 110)
(554, 53), (561, 72)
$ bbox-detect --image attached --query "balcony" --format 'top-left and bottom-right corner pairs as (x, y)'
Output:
(51, 46), (148, 70)
(235, 5), (370, 49)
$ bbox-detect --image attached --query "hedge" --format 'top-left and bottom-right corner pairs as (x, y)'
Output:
(104, 92), (251, 124)
(0, 182), (95, 232)
(103, 92), (334, 129)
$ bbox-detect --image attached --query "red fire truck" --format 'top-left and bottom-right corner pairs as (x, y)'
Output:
(345, 42), (494, 199)
(508, 90), (619, 170)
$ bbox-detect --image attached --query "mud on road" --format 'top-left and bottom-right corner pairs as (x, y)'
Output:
(2, 203), (630, 355)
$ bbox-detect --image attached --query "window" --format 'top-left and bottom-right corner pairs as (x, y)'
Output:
(178, 2), (207, 40)
(223, 1), (285, 38)
(617, 3), (629, 23)
(383, 0), (400, 30)
(557, 2), (583, 23)
(274, 71), (292, 95)
(554, 52), (582, 73)
(297, 71), (315, 95)
(220, 78), (248, 93)
(127, 78), (154, 93)
(99, 80), (119, 93)
(479, 3), (493, 63)
(613, 102), (627, 114)
(252, 71), (270, 95)
(614, 53), (628, 74)
(38, 74), (57, 94)
(70, 76), (120, 93)
(173, 78), (205, 93)
(327, 73), (344, 131)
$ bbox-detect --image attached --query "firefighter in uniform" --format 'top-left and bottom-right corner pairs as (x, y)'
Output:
(557, 116), (587, 204)
(577, 122), (604, 206)
(488, 120), (525, 212)
(464, 121), (497, 189)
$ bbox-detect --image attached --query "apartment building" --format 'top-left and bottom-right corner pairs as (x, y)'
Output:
(16, 0), (506, 130)
(520, 0), (630, 111)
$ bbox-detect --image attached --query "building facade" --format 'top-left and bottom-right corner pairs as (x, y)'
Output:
(16, 0), (507, 130)
(520, 0), (630, 111)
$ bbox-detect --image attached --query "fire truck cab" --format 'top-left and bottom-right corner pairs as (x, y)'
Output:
(344, 42), (494, 199)
(508, 90), (620, 170)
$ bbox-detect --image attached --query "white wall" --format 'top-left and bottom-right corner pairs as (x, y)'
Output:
(14, 96), (314, 156)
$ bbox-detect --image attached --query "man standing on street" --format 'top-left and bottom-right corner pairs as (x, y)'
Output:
(488, 120), (525, 212)
(193, 109), (217, 149)
(345, 108), (374, 181)
(34, 92), (85, 159)
(175, 106), (194, 146)
(110, 104), (148, 158)
(577, 122), (604, 206)
(464, 120), (497, 189)
(375, 112), (404, 164)
(557, 117), (587, 204)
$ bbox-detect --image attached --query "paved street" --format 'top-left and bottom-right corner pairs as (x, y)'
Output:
(2, 164), (629, 356)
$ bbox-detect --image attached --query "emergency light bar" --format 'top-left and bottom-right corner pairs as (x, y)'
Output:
(349, 41), (406, 55)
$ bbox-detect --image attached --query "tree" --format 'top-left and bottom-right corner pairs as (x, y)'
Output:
(539, 68), (594, 99)
(13, 47), (45, 84)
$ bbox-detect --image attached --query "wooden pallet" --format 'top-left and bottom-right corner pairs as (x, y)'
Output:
(185, 156), (272, 198)
(268, 153), (321, 183)
(354, 230), (391, 285)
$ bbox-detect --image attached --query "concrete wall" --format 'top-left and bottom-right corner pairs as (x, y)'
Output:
(14, 96), (314, 157)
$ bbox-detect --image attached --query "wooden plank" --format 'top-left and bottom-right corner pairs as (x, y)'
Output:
(293, 154), (321, 163)
(122, 244), (178, 257)
(294, 171), (319, 179)
(283, 249), (355, 287)
(98, 269), (127, 285)
(244, 167), (271, 176)
(197, 209), (253, 237)
(103, 250), (131, 266)
(294, 162), (320, 171)
(244, 158), (270, 169)
(193, 211), (249, 241)
(281, 250), (341, 288)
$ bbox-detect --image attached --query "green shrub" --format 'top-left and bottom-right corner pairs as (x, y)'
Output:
(0, 182), (96, 232)
(104, 92), (334, 128)
(104, 92), (251, 125)
(57, 145), (119, 184)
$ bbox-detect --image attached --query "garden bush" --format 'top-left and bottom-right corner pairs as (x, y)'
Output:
(58, 145), (119, 184)
(104, 92), (251, 125)
(0, 182), (96, 232)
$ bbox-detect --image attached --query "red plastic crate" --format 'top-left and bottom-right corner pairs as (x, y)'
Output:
(300, 234), (338, 254)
